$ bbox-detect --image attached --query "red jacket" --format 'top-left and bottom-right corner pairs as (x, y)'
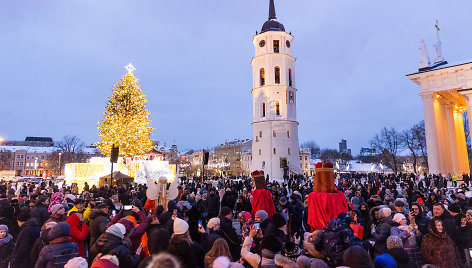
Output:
(66, 212), (89, 257)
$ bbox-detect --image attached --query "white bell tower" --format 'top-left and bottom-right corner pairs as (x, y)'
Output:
(251, 0), (301, 182)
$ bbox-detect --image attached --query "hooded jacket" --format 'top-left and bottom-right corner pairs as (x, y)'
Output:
(89, 209), (110, 246)
(421, 219), (460, 268)
(314, 218), (363, 267)
(89, 232), (140, 267)
(65, 212), (89, 257)
(372, 216), (394, 257)
(34, 223), (78, 268)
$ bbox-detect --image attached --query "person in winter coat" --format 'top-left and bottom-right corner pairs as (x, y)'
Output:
(386, 236), (410, 268)
(0, 200), (19, 239)
(31, 221), (58, 264)
(264, 213), (288, 244)
(254, 210), (270, 234)
(409, 202), (429, 236)
(372, 207), (394, 257)
(204, 238), (232, 268)
(34, 222), (79, 268)
(42, 204), (66, 231)
(30, 198), (50, 227)
(89, 204), (110, 246)
(342, 245), (374, 268)
(314, 217), (364, 267)
(89, 223), (140, 267)
(374, 253), (398, 268)
(221, 189), (237, 212)
(65, 211), (89, 257)
(421, 217), (460, 268)
(390, 213), (423, 267)
(110, 206), (148, 252)
(9, 215), (41, 268)
(0, 225), (14, 268)
(218, 207), (241, 261)
(138, 228), (170, 268)
(168, 218), (207, 268)
(159, 201), (180, 227)
(206, 189), (221, 219)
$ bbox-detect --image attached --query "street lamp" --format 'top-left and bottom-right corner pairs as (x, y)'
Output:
(58, 153), (62, 176)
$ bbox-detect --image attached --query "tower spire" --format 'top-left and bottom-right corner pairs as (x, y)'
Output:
(269, 0), (276, 20)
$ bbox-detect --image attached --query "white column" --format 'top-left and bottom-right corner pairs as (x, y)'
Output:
(454, 110), (470, 174)
(438, 99), (453, 174)
(421, 93), (441, 174)
(445, 103), (460, 174)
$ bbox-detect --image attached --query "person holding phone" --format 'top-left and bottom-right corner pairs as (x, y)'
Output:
(89, 203), (111, 246)
(108, 205), (149, 252)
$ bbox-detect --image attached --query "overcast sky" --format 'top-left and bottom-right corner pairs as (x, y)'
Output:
(1, 0), (472, 154)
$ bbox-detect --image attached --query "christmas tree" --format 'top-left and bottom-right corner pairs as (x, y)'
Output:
(96, 63), (154, 157)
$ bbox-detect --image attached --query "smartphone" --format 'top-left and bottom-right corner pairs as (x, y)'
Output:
(149, 209), (152, 214)
(173, 209), (177, 216)
(469, 248), (472, 258)
(124, 205), (132, 210)
(198, 220), (202, 228)
(112, 210), (116, 217)
(254, 222), (260, 230)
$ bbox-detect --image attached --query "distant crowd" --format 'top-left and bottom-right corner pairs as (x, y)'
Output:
(0, 172), (471, 268)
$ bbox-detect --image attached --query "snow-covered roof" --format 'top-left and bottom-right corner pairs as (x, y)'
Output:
(0, 145), (101, 155)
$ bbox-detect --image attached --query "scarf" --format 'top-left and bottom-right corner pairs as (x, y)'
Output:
(398, 225), (409, 231)
(0, 234), (12, 246)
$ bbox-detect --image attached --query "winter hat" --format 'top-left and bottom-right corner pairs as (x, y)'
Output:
(64, 257), (88, 268)
(255, 210), (268, 221)
(48, 222), (71, 241)
(394, 200), (405, 207)
(207, 217), (220, 229)
(114, 223), (126, 237)
(296, 255), (329, 268)
(74, 198), (84, 205)
(51, 204), (65, 215)
(351, 196), (360, 209)
(343, 246), (374, 268)
(117, 218), (134, 234)
(45, 221), (58, 230)
(91, 255), (120, 268)
(374, 253), (397, 268)
(416, 198), (424, 205)
(261, 234), (282, 253)
(96, 203), (108, 209)
(0, 225), (8, 232)
(219, 206), (232, 217)
(386, 235), (403, 250)
(283, 241), (303, 261)
(448, 203), (461, 214)
(392, 213), (406, 224)
(173, 217), (189, 235)
(238, 211), (252, 223)
(106, 224), (124, 239)
(378, 207), (392, 219)
(272, 213), (286, 228)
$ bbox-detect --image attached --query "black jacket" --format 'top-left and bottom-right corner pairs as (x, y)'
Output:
(387, 248), (411, 268)
(89, 232), (140, 267)
(205, 194), (220, 218)
(218, 216), (241, 261)
(89, 210), (110, 246)
(30, 205), (50, 227)
(9, 219), (41, 268)
(372, 216), (394, 257)
(0, 238), (14, 268)
(169, 239), (206, 268)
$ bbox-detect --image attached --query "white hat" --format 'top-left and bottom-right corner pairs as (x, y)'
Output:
(114, 223), (126, 236)
(173, 217), (189, 235)
(392, 213), (406, 224)
(207, 217), (220, 229)
(64, 257), (88, 268)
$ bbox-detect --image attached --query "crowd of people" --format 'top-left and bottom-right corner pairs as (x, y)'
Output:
(0, 172), (471, 268)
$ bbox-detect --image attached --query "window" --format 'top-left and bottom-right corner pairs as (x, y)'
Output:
(276, 102), (280, 115)
(256, 136), (259, 142)
(273, 40), (279, 53)
(300, 156), (302, 160)
(41, 156), (44, 159)
(288, 147), (291, 155)
(275, 67), (280, 84)
(289, 69), (292, 86)
(27, 156), (30, 159)
(259, 149), (262, 155)
(262, 161), (265, 169)
(273, 148), (276, 154)
(21, 155), (24, 159)
(273, 130), (276, 137)
(287, 130), (290, 138)
(260, 68), (265, 86)
(259, 131), (262, 138)
(262, 103), (266, 117)
(305, 156), (308, 161)
(289, 91), (294, 103)
(305, 164), (308, 168)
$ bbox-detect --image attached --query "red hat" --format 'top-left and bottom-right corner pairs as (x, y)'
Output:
(377, 190), (382, 194)
(251, 170), (264, 177)
(416, 198), (424, 205)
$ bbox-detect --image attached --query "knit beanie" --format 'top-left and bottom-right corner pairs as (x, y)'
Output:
(45, 221), (57, 230)
(378, 207), (392, 218)
(0, 225), (8, 232)
(117, 218), (134, 235)
(255, 210), (268, 221)
(392, 213), (406, 224)
(173, 217), (189, 235)
(64, 257), (88, 268)
(51, 204), (65, 215)
(296, 255), (329, 268)
(386, 235), (403, 250)
(106, 224), (124, 239)
(272, 213), (286, 228)
(48, 222), (71, 241)
(416, 198), (424, 204)
(207, 217), (220, 229)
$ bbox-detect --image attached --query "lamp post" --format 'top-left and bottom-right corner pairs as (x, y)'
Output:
(58, 153), (62, 176)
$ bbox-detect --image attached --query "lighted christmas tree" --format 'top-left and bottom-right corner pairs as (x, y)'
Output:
(96, 63), (154, 157)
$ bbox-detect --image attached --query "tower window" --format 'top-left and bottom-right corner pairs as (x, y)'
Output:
(260, 68), (265, 86)
(255, 136), (259, 142)
(259, 131), (262, 138)
(262, 161), (265, 169)
(289, 69), (292, 86)
(275, 67), (280, 84)
(287, 130), (290, 138)
(273, 40), (279, 53)
(273, 130), (276, 137)
(259, 149), (262, 155)
(273, 148), (276, 154)
(276, 102), (280, 115)
(288, 147), (291, 155)
(262, 103), (266, 117)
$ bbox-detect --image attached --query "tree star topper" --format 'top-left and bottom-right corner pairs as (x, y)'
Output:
(125, 63), (136, 74)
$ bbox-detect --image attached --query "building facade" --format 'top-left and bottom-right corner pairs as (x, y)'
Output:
(251, 0), (301, 181)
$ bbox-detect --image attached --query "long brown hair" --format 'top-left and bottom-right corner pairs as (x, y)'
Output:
(204, 238), (232, 267)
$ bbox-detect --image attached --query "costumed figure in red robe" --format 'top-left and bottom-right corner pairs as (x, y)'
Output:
(307, 162), (348, 231)
(251, 170), (276, 220)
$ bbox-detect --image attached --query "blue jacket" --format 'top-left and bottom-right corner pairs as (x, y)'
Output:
(34, 241), (78, 268)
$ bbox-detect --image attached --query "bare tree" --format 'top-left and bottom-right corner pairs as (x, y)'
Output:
(300, 140), (321, 158)
(320, 149), (341, 162)
(370, 127), (404, 173)
(54, 135), (88, 168)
